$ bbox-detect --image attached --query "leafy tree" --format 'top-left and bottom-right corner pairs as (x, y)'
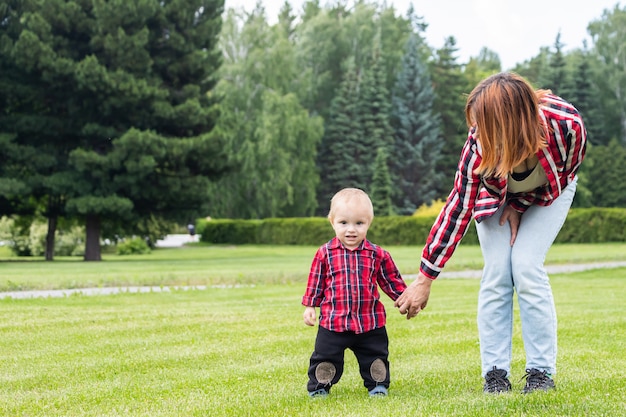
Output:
(464, 47), (502, 91)
(588, 4), (626, 144)
(211, 7), (323, 219)
(390, 32), (443, 214)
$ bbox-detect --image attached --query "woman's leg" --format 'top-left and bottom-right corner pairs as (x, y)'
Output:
(511, 179), (577, 375)
(476, 206), (515, 377)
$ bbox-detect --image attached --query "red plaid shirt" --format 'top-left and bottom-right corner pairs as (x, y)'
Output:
(420, 94), (587, 279)
(302, 237), (406, 334)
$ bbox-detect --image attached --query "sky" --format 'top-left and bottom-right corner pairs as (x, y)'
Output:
(223, 0), (621, 69)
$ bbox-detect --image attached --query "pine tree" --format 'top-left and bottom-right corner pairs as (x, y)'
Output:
(357, 36), (394, 191)
(569, 46), (609, 146)
(316, 61), (361, 212)
(544, 32), (570, 96)
(431, 37), (467, 197)
(390, 33), (443, 214)
(1, 0), (227, 260)
(370, 147), (394, 216)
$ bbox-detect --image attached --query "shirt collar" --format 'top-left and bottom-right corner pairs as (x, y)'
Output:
(329, 237), (374, 252)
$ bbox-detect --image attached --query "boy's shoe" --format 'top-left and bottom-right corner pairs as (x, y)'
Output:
(522, 368), (555, 393)
(308, 388), (329, 398)
(483, 366), (512, 393)
(368, 386), (388, 397)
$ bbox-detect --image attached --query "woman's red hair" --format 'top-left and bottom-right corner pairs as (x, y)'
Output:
(465, 72), (549, 178)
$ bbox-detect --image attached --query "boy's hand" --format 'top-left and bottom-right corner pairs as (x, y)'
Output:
(395, 273), (432, 319)
(303, 306), (317, 326)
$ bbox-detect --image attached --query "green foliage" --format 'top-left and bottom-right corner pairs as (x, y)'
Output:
(210, 9), (323, 219)
(0, 0), (227, 260)
(431, 37), (469, 197)
(390, 32), (443, 214)
(582, 140), (626, 207)
(256, 217), (333, 245)
(198, 219), (261, 245)
(193, 207), (626, 246)
(370, 147), (394, 216)
(0, 215), (84, 257)
(556, 208), (626, 243)
(588, 4), (626, 144)
(116, 237), (151, 256)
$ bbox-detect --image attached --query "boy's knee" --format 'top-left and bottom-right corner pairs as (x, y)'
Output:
(314, 361), (336, 385)
(370, 358), (387, 382)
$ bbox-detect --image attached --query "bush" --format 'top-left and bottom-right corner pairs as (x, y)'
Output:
(198, 219), (261, 244)
(116, 237), (151, 255)
(193, 207), (625, 246)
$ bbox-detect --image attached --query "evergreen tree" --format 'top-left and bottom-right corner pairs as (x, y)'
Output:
(544, 32), (570, 96)
(370, 147), (393, 216)
(390, 33), (443, 214)
(316, 61), (361, 212)
(431, 37), (467, 197)
(584, 140), (626, 207)
(357, 36), (394, 191)
(568, 46), (607, 146)
(1, 0), (228, 260)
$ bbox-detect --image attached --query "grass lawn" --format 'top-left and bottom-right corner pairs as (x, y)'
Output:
(0, 243), (625, 416)
(1, 242), (625, 291)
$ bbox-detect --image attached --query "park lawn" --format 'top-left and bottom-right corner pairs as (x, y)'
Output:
(0, 266), (624, 416)
(0, 242), (625, 291)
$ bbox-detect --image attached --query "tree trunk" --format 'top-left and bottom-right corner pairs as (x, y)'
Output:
(45, 215), (57, 261)
(83, 214), (102, 261)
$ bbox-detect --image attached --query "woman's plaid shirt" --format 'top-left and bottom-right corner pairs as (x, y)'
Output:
(421, 94), (587, 280)
(302, 237), (407, 334)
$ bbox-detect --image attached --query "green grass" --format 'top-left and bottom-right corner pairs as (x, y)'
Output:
(1, 242), (625, 291)
(0, 244), (625, 416)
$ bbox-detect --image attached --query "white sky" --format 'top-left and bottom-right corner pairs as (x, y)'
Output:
(223, 0), (621, 69)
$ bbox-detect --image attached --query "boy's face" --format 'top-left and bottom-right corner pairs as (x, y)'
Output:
(329, 200), (372, 250)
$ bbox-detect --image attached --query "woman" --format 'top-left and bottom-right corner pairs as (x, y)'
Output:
(395, 72), (586, 393)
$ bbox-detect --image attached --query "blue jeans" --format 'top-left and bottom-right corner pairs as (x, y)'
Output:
(476, 178), (577, 378)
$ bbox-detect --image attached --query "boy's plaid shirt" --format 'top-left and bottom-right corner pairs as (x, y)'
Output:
(302, 237), (406, 334)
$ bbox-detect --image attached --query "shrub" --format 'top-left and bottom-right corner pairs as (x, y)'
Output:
(116, 237), (151, 255)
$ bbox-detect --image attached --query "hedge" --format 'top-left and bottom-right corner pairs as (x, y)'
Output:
(196, 208), (625, 246)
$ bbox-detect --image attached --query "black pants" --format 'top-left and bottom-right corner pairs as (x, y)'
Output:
(307, 326), (390, 392)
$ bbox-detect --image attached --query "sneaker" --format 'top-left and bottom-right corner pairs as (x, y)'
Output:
(483, 366), (512, 393)
(522, 368), (555, 393)
(368, 386), (388, 397)
(309, 388), (328, 398)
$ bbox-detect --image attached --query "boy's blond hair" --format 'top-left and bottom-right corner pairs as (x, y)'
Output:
(328, 188), (374, 221)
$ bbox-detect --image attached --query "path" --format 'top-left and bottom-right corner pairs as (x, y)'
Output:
(2, 261), (625, 300)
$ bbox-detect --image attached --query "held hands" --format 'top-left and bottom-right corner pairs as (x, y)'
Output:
(394, 273), (432, 319)
(303, 306), (317, 326)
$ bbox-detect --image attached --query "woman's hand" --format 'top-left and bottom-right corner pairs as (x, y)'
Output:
(303, 306), (317, 326)
(394, 273), (433, 319)
(499, 205), (522, 246)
